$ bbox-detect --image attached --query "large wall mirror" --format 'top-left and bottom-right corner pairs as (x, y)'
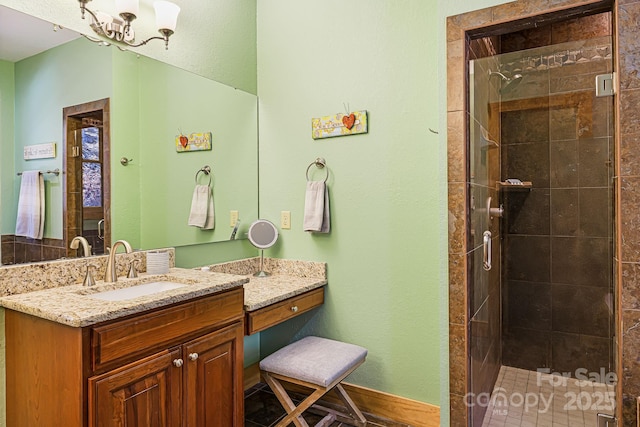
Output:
(0, 5), (258, 265)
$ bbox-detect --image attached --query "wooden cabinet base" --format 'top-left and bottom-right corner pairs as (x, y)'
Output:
(6, 288), (244, 427)
(6, 310), (85, 427)
(184, 322), (244, 426)
(88, 348), (183, 427)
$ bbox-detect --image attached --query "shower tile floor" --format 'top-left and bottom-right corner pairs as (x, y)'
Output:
(481, 366), (616, 427)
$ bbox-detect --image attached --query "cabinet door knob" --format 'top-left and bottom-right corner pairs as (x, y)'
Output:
(173, 358), (184, 368)
(291, 305), (298, 313)
(188, 353), (199, 361)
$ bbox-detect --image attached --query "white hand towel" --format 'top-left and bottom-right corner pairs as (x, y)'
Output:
(188, 185), (215, 230)
(15, 171), (45, 240)
(303, 181), (330, 233)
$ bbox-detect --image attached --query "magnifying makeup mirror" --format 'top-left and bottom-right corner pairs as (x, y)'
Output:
(247, 219), (279, 277)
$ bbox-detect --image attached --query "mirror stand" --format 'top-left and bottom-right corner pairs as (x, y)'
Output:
(247, 219), (279, 278)
(255, 250), (269, 277)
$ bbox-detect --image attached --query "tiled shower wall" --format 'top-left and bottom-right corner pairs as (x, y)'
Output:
(499, 14), (614, 375)
(617, 1), (640, 425)
(1, 234), (65, 265)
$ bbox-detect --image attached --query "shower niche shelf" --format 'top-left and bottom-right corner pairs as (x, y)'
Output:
(497, 181), (532, 190)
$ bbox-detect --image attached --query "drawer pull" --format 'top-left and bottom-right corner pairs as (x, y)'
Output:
(173, 358), (184, 368)
(188, 352), (199, 361)
(290, 306), (298, 313)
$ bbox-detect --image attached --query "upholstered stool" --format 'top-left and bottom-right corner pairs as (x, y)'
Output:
(259, 336), (368, 427)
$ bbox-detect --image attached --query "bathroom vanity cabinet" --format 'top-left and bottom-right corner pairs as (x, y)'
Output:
(5, 287), (244, 427)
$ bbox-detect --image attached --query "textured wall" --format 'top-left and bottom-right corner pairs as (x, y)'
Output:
(135, 55), (258, 248)
(257, 0), (443, 407)
(0, 61), (15, 240)
(0, 0), (257, 94)
(11, 39), (112, 238)
(3, 40), (257, 250)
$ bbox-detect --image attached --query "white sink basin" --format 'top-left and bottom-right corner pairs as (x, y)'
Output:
(88, 281), (187, 301)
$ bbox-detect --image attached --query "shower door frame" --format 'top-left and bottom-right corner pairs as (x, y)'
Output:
(446, 1), (622, 426)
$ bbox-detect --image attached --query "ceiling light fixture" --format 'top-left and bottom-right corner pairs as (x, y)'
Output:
(77, 0), (180, 50)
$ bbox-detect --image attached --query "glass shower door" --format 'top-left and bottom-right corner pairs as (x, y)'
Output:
(468, 52), (503, 427)
(468, 31), (616, 426)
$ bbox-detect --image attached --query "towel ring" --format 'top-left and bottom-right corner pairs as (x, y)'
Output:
(306, 157), (328, 183)
(195, 165), (212, 186)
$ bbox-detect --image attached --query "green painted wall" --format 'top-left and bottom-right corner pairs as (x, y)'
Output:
(3, 39), (258, 249)
(174, 239), (256, 268)
(0, 61), (15, 239)
(110, 49), (142, 247)
(0, 0), (258, 94)
(136, 56), (258, 249)
(256, 0), (442, 405)
(0, 1), (530, 425)
(11, 39), (112, 238)
(256, 0), (516, 414)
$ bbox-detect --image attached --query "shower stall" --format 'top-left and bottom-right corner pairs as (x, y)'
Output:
(466, 11), (616, 427)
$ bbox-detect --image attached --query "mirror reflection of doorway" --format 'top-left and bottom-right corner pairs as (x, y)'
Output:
(63, 98), (111, 257)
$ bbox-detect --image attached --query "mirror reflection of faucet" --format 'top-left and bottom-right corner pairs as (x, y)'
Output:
(70, 236), (92, 257)
(230, 219), (240, 240)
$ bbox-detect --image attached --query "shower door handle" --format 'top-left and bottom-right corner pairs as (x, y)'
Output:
(97, 219), (105, 240)
(483, 231), (492, 271)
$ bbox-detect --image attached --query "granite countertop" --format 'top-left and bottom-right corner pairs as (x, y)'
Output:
(205, 258), (328, 311)
(242, 276), (327, 311)
(0, 268), (248, 327)
(0, 256), (327, 328)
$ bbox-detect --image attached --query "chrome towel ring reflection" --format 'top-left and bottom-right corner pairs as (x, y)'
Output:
(195, 165), (212, 185)
(306, 157), (328, 183)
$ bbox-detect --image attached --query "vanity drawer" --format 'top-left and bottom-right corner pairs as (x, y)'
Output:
(246, 287), (324, 335)
(91, 287), (243, 370)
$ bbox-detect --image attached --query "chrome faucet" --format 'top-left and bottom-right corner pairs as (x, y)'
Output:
(70, 236), (92, 257)
(104, 240), (133, 282)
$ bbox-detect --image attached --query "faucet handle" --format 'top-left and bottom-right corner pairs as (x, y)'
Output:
(128, 259), (139, 279)
(84, 264), (98, 287)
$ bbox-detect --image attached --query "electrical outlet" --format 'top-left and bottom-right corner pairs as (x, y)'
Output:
(281, 211), (291, 229)
(230, 210), (239, 227)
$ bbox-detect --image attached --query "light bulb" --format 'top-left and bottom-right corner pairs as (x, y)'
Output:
(115, 0), (139, 16)
(154, 1), (180, 31)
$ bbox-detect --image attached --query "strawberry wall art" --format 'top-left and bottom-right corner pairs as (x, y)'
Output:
(175, 131), (213, 152)
(311, 110), (368, 140)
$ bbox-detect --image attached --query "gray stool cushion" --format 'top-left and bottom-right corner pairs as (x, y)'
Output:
(260, 336), (367, 388)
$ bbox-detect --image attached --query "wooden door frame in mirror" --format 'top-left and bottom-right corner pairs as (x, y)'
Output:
(62, 98), (111, 257)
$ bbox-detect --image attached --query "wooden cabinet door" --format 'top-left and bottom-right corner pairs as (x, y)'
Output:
(88, 348), (183, 427)
(183, 322), (244, 427)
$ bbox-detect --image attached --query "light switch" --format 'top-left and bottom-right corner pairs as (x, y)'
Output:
(281, 211), (291, 229)
(230, 210), (239, 227)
